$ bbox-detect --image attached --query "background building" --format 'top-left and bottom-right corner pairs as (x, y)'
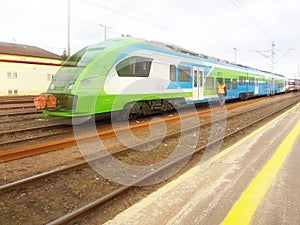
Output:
(0, 42), (62, 96)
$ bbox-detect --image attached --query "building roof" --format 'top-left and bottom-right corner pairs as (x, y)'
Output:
(0, 41), (61, 60)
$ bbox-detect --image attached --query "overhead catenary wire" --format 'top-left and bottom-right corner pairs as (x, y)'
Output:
(81, 0), (170, 32)
(228, 0), (275, 41)
(228, 0), (297, 76)
(80, 0), (228, 54)
(106, 0), (165, 22)
(229, 0), (293, 50)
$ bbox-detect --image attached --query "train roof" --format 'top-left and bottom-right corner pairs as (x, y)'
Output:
(150, 40), (285, 78)
(86, 37), (286, 78)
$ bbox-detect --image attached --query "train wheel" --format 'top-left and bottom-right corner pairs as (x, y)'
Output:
(118, 102), (139, 120)
(239, 93), (248, 100)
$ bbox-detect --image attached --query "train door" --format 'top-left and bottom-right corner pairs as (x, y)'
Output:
(192, 66), (204, 101)
(255, 76), (259, 95)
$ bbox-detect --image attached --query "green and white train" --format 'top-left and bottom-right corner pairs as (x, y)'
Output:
(34, 37), (288, 118)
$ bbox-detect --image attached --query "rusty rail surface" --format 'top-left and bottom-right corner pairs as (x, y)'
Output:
(0, 97), (264, 163)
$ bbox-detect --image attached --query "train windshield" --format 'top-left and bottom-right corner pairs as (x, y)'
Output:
(288, 80), (295, 85)
(48, 39), (120, 93)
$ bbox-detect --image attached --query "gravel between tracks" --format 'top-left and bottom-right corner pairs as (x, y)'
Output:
(0, 93), (299, 225)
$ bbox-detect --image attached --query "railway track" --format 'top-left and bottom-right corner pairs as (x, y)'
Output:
(0, 94), (285, 152)
(0, 120), (71, 150)
(0, 96), (39, 116)
(0, 96), (34, 103)
(0, 94), (297, 162)
(0, 96), (269, 162)
(0, 94), (299, 224)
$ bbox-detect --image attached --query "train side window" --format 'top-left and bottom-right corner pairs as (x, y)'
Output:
(249, 77), (254, 85)
(205, 77), (214, 90)
(170, 65), (176, 81)
(216, 78), (224, 85)
(232, 79), (238, 89)
(239, 76), (245, 86)
(178, 66), (191, 82)
(225, 78), (231, 89)
(116, 56), (153, 77)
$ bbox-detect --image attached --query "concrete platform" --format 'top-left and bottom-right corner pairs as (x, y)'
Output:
(104, 103), (300, 225)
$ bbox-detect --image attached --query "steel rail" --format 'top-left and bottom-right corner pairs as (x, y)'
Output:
(0, 99), (34, 105)
(0, 109), (41, 117)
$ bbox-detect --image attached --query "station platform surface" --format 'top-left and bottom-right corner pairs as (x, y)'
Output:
(105, 102), (300, 225)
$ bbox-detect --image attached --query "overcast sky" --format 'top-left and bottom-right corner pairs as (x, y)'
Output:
(1, 0), (299, 78)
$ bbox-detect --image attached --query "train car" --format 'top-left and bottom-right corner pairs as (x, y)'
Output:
(288, 78), (300, 92)
(34, 37), (288, 118)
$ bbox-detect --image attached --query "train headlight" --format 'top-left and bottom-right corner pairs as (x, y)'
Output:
(67, 84), (74, 91)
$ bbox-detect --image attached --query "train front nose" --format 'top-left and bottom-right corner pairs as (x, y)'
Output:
(34, 94), (57, 110)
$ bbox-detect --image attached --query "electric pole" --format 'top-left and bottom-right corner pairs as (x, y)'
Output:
(271, 41), (275, 74)
(256, 41), (294, 95)
(99, 24), (112, 41)
(233, 48), (237, 63)
(256, 41), (294, 73)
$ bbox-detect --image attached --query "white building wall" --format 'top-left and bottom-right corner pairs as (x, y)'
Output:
(0, 54), (61, 96)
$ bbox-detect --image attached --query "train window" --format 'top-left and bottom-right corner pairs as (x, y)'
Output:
(193, 70), (197, 87)
(62, 47), (88, 67)
(205, 77), (214, 90)
(232, 79), (238, 89)
(249, 77), (254, 85)
(265, 81), (268, 87)
(225, 78), (231, 89)
(199, 71), (203, 86)
(116, 56), (153, 77)
(216, 78), (224, 85)
(239, 76), (246, 86)
(178, 66), (191, 82)
(170, 65), (176, 81)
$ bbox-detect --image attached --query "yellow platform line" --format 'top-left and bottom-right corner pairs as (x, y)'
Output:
(221, 116), (300, 225)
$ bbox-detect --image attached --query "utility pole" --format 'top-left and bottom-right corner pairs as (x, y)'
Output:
(270, 41), (275, 74)
(256, 41), (294, 73)
(99, 24), (112, 41)
(256, 41), (294, 95)
(233, 48), (237, 63)
(270, 41), (276, 95)
(67, 0), (71, 57)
